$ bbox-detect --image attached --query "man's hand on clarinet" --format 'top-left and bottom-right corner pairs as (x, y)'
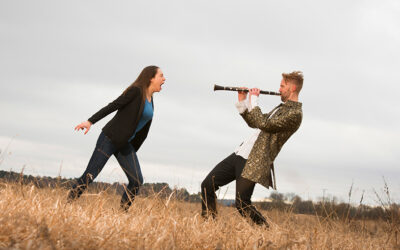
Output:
(238, 87), (248, 101)
(248, 88), (260, 104)
(249, 88), (260, 96)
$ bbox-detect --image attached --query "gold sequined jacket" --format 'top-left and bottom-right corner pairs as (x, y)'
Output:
(240, 100), (302, 189)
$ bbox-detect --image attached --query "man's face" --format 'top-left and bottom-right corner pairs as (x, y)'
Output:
(279, 79), (292, 102)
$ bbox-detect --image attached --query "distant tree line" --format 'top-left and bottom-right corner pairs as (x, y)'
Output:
(253, 191), (399, 223)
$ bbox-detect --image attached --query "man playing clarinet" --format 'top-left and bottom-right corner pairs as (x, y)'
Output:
(201, 71), (304, 226)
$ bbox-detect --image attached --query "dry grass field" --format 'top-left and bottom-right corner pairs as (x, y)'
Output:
(0, 182), (398, 249)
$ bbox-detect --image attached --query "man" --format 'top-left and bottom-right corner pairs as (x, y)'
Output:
(201, 71), (303, 226)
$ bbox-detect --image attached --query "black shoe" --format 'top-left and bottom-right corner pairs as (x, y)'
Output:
(201, 210), (217, 220)
(120, 202), (131, 212)
(66, 189), (78, 203)
(254, 217), (269, 228)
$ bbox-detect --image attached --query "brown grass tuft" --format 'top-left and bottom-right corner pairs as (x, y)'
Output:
(0, 182), (396, 249)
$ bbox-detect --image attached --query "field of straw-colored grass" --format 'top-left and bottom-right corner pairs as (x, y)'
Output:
(0, 182), (397, 249)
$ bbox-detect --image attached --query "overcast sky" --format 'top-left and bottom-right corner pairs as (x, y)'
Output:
(1, 0), (399, 205)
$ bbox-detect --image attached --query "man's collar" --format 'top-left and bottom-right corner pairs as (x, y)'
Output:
(282, 100), (302, 108)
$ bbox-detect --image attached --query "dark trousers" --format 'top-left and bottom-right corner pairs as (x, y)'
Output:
(68, 132), (143, 210)
(201, 153), (268, 225)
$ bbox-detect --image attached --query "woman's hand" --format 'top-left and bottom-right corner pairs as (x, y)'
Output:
(75, 121), (92, 134)
(238, 87), (248, 101)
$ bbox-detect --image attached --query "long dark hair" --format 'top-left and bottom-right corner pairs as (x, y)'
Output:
(123, 65), (159, 100)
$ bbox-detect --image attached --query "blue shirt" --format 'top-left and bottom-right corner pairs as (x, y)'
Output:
(128, 98), (153, 142)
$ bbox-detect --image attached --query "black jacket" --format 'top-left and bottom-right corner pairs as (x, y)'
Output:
(87, 86), (153, 151)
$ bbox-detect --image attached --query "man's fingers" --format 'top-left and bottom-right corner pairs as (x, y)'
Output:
(238, 86), (248, 94)
(249, 88), (260, 96)
(250, 88), (259, 91)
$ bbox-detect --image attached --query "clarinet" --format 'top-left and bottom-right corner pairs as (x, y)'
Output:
(213, 84), (280, 96)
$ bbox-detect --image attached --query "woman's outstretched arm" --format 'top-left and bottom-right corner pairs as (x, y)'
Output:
(74, 86), (140, 134)
(88, 87), (141, 125)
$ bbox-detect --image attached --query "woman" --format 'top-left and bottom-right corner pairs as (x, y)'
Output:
(68, 65), (165, 210)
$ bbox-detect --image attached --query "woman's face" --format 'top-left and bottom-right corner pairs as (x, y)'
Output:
(149, 68), (166, 92)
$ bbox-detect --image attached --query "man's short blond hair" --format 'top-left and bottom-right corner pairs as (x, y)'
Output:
(282, 71), (303, 93)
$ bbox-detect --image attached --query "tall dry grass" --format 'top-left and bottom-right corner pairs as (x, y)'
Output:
(0, 181), (398, 249)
